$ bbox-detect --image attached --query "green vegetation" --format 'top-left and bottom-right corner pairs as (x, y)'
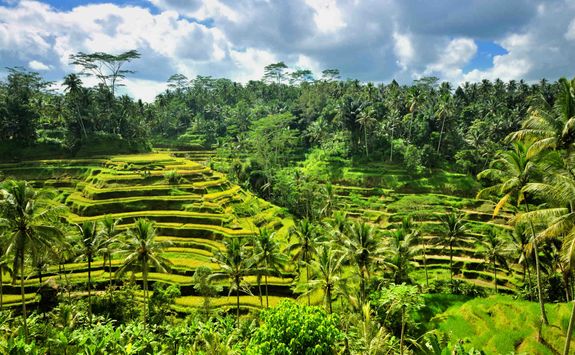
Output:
(3, 54), (575, 353)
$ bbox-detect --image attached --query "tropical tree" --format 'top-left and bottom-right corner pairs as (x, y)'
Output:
(477, 141), (549, 324)
(74, 221), (99, 322)
(433, 213), (468, 288)
(308, 244), (346, 313)
(373, 284), (424, 355)
(253, 228), (286, 307)
(386, 224), (418, 285)
(98, 216), (122, 289)
(211, 237), (253, 325)
(345, 221), (383, 306)
(508, 77), (575, 156)
(511, 224), (533, 298)
(0, 180), (64, 341)
(286, 219), (321, 306)
(435, 85), (454, 154)
(482, 229), (511, 293)
(115, 219), (172, 326)
(356, 106), (377, 158)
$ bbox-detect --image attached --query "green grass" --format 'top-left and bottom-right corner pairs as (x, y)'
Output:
(432, 295), (575, 354)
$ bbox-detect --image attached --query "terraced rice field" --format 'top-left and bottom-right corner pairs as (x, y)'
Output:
(321, 162), (520, 293)
(0, 152), (523, 314)
(0, 151), (295, 312)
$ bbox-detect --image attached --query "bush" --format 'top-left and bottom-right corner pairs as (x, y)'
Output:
(246, 300), (343, 355)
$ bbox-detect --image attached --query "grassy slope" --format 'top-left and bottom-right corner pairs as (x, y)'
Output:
(431, 295), (575, 354)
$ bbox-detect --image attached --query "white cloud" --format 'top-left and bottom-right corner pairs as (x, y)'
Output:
(28, 60), (51, 71)
(305, 0), (346, 33)
(123, 78), (167, 102)
(1, 0), (575, 100)
(423, 38), (477, 82)
(393, 32), (415, 70)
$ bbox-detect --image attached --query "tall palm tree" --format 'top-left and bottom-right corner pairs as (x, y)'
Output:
(511, 224), (533, 299)
(285, 219), (321, 306)
(308, 244), (346, 313)
(253, 228), (286, 308)
(62, 73), (88, 139)
(508, 77), (575, 156)
(435, 87), (454, 154)
(0, 180), (64, 341)
(387, 225), (418, 285)
(345, 221), (384, 306)
(116, 219), (172, 326)
(211, 237), (252, 326)
(98, 216), (122, 289)
(356, 107), (377, 158)
(74, 221), (98, 323)
(482, 229), (511, 293)
(433, 213), (468, 289)
(477, 141), (549, 324)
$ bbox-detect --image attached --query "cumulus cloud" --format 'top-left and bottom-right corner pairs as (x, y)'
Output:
(0, 0), (575, 101)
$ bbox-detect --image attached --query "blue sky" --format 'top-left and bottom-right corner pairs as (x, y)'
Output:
(1, 0), (574, 100)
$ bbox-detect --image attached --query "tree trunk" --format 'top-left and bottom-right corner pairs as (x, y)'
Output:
(526, 263), (533, 301)
(236, 277), (240, 327)
(493, 260), (498, 294)
(257, 274), (262, 307)
(364, 126), (369, 158)
(87, 256), (92, 324)
(20, 249), (28, 342)
(450, 243), (453, 291)
(564, 301), (575, 355)
(423, 244), (429, 289)
(437, 116), (446, 153)
(327, 286), (332, 314)
(0, 265), (3, 311)
(109, 256), (113, 289)
(525, 201), (549, 325)
(306, 263), (311, 306)
(389, 127), (394, 162)
(265, 260), (269, 308)
(143, 262), (148, 327)
(400, 307), (405, 355)
(360, 271), (366, 307)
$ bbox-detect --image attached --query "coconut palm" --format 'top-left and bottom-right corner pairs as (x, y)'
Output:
(308, 244), (346, 313)
(477, 140), (549, 324)
(116, 219), (172, 326)
(98, 216), (122, 288)
(510, 224), (533, 298)
(508, 77), (575, 156)
(433, 213), (468, 289)
(482, 229), (511, 293)
(387, 225), (419, 285)
(74, 221), (99, 323)
(344, 221), (384, 306)
(253, 228), (286, 308)
(285, 219), (321, 306)
(211, 237), (252, 325)
(0, 180), (64, 341)
(356, 106), (377, 158)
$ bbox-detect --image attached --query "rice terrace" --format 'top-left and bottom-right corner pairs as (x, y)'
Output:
(1, 0), (575, 354)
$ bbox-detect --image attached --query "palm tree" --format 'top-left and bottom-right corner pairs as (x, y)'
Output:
(345, 221), (384, 307)
(356, 107), (377, 158)
(477, 141), (549, 324)
(0, 180), (64, 341)
(387, 225), (418, 285)
(561, 231), (575, 355)
(508, 77), (575, 156)
(433, 213), (468, 289)
(253, 228), (286, 308)
(435, 86), (454, 154)
(308, 244), (346, 313)
(211, 237), (252, 325)
(285, 219), (321, 306)
(511, 224), (533, 299)
(116, 219), (172, 326)
(482, 229), (510, 293)
(74, 221), (98, 323)
(62, 73), (88, 139)
(98, 216), (122, 289)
